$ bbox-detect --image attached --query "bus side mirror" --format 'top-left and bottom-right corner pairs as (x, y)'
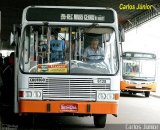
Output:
(119, 25), (125, 42)
(10, 32), (15, 46)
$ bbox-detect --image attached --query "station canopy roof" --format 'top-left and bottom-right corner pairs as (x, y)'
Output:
(0, 0), (160, 49)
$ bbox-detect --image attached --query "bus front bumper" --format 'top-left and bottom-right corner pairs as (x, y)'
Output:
(19, 100), (118, 115)
(120, 81), (156, 92)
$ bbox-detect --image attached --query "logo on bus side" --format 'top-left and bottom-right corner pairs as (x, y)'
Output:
(29, 77), (46, 83)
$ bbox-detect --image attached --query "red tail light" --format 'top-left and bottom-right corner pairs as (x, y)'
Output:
(19, 91), (24, 97)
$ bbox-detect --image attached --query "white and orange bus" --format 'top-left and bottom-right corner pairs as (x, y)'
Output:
(10, 6), (124, 128)
(120, 52), (156, 97)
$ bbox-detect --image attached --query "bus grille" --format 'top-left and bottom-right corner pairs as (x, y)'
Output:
(29, 78), (110, 101)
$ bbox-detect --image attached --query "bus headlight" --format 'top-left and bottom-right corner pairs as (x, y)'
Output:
(124, 80), (130, 84)
(19, 89), (42, 100)
(25, 91), (32, 97)
(98, 93), (106, 100)
(106, 94), (114, 100)
(33, 91), (42, 98)
(96, 90), (119, 102)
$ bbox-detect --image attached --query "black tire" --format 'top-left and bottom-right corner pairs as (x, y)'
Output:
(129, 91), (132, 95)
(145, 92), (150, 97)
(93, 114), (106, 128)
(132, 92), (136, 94)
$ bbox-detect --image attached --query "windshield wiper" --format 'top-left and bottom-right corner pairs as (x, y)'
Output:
(132, 78), (148, 81)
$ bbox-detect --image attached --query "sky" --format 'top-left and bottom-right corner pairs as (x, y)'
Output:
(123, 16), (160, 58)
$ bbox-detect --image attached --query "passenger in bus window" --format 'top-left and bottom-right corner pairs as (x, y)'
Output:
(83, 38), (104, 61)
(50, 39), (65, 62)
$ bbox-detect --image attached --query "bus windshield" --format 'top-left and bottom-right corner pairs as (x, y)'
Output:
(122, 59), (156, 80)
(20, 25), (118, 75)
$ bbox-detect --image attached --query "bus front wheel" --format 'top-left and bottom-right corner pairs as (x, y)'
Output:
(145, 92), (150, 97)
(93, 114), (106, 128)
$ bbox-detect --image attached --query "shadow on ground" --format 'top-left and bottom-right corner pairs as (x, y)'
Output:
(0, 113), (95, 130)
(120, 92), (146, 98)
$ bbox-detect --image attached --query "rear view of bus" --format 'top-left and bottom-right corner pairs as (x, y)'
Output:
(121, 52), (156, 97)
(10, 6), (123, 128)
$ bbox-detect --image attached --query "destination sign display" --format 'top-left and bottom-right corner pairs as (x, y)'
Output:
(26, 7), (114, 23)
(123, 52), (156, 59)
(60, 14), (105, 22)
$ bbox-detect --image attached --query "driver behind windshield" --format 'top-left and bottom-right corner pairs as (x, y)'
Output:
(83, 38), (104, 61)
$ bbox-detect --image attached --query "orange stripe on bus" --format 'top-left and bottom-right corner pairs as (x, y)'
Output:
(19, 100), (118, 114)
(120, 81), (156, 92)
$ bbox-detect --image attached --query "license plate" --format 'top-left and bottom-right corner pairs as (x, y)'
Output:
(60, 104), (78, 112)
(135, 86), (142, 88)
